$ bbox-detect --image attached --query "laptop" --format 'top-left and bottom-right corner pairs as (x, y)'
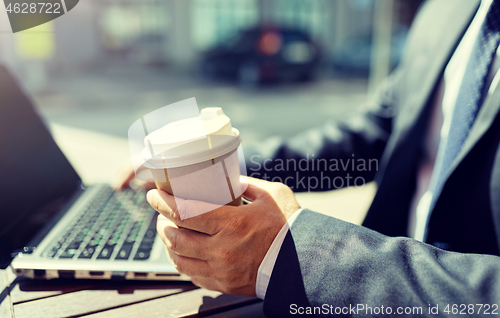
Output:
(0, 66), (186, 281)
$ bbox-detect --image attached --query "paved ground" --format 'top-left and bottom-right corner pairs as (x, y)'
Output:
(29, 66), (369, 146)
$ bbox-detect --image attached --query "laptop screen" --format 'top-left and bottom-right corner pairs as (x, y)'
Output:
(0, 66), (81, 268)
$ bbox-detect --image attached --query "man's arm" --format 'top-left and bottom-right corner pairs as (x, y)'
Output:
(264, 209), (500, 317)
(148, 175), (500, 317)
(245, 69), (401, 192)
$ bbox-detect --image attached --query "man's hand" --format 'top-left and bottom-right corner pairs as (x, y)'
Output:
(113, 161), (155, 190)
(147, 176), (300, 296)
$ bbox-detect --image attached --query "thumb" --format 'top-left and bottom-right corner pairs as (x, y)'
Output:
(241, 176), (276, 202)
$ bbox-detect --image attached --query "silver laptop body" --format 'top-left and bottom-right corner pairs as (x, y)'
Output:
(0, 66), (185, 281)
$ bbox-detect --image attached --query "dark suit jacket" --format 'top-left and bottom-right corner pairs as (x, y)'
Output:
(245, 0), (500, 316)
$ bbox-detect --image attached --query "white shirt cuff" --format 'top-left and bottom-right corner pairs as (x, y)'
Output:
(255, 208), (303, 299)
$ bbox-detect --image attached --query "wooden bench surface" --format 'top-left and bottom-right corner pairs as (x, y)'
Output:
(1, 268), (263, 317)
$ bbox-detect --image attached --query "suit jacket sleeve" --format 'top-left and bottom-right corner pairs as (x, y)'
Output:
(244, 69), (402, 192)
(263, 209), (500, 317)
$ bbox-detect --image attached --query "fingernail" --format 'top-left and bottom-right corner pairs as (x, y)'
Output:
(146, 190), (154, 203)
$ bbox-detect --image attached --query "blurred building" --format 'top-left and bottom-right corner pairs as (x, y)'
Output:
(0, 0), (423, 88)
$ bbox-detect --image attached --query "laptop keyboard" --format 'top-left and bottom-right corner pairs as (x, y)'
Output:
(45, 186), (158, 261)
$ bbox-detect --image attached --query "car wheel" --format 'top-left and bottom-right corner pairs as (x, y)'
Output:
(238, 62), (260, 88)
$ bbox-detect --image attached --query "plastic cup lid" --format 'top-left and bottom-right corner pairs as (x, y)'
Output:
(141, 108), (241, 169)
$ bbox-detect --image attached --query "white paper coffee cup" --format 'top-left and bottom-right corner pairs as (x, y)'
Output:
(142, 108), (244, 206)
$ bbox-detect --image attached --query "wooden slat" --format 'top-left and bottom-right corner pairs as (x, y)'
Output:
(84, 289), (260, 318)
(9, 274), (175, 305)
(13, 281), (197, 318)
(8, 264), (102, 305)
(10, 277), (107, 304)
(0, 270), (14, 318)
(204, 302), (265, 318)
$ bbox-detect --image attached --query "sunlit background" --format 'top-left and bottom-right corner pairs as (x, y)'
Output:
(0, 0), (422, 184)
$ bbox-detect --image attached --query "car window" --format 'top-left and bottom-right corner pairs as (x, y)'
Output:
(222, 32), (256, 53)
(282, 32), (308, 44)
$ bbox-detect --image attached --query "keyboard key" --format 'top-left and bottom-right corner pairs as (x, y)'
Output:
(107, 238), (119, 246)
(141, 237), (154, 245)
(134, 194), (145, 205)
(67, 242), (81, 250)
(130, 227), (139, 234)
(138, 244), (153, 253)
(97, 246), (113, 259)
(89, 239), (100, 247)
(138, 237), (155, 251)
(59, 248), (77, 259)
(126, 235), (137, 243)
(145, 229), (155, 238)
(78, 247), (95, 259)
(133, 251), (150, 260)
(115, 244), (133, 260)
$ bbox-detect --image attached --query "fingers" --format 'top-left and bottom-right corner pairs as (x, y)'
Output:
(147, 189), (229, 235)
(113, 161), (157, 190)
(129, 179), (156, 192)
(166, 248), (212, 279)
(112, 164), (136, 190)
(241, 184), (262, 202)
(243, 176), (270, 188)
(241, 176), (277, 202)
(191, 277), (221, 292)
(159, 223), (212, 261)
(156, 214), (176, 246)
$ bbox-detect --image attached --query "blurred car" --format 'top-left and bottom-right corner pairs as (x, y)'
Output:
(200, 27), (321, 86)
